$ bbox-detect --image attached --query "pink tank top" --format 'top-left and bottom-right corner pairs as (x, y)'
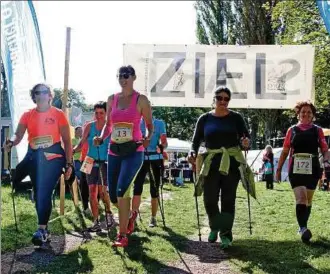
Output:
(109, 91), (143, 155)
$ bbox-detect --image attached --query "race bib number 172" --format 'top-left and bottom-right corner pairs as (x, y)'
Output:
(293, 155), (312, 175)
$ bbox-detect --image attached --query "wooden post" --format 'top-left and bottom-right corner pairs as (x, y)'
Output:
(60, 27), (79, 214)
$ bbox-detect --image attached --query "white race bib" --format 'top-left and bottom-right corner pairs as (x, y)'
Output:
(293, 154), (312, 175)
(31, 135), (53, 149)
(111, 122), (133, 144)
(80, 156), (94, 175)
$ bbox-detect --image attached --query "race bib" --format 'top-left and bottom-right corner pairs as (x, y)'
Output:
(111, 122), (133, 144)
(293, 154), (312, 175)
(31, 135), (53, 149)
(80, 156), (94, 175)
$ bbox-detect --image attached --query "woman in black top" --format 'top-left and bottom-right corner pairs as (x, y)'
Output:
(189, 87), (250, 249)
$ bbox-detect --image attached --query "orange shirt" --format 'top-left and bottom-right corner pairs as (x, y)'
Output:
(19, 107), (69, 148)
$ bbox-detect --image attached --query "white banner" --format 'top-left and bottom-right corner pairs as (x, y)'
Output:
(1, 0), (46, 166)
(123, 44), (315, 109)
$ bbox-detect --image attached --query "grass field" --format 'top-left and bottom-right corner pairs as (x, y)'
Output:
(1, 181), (330, 274)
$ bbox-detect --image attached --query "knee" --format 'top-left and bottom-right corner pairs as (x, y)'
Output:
(203, 199), (218, 215)
(133, 183), (143, 196)
(109, 190), (118, 204)
(296, 197), (307, 205)
(150, 186), (159, 198)
(222, 200), (236, 214)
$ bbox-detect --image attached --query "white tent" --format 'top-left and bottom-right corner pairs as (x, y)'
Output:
(166, 138), (192, 153)
(246, 148), (289, 181)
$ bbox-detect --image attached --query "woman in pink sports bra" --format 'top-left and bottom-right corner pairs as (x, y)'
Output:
(95, 65), (153, 247)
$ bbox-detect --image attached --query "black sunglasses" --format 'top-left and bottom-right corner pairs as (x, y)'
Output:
(215, 95), (230, 102)
(117, 73), (132, 79)
(34, 89), (49, 95)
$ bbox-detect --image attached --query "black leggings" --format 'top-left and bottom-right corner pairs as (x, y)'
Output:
(203, 160), (240, 232)
(80, 172), (89, 211)
(134, 159), (162, 198)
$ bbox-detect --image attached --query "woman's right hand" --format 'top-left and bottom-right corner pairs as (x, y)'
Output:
(275, 168), (282, 182)
(3, 140), (13, 152)
(93, 136), (103, 146)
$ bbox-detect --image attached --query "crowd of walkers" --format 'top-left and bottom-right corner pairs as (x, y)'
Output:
(3, 65), (329, 249)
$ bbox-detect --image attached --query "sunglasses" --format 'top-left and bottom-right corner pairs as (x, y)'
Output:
(215, 95), (230, 102)
(34, 89), (49, 95)
(117, 73), (132, 79)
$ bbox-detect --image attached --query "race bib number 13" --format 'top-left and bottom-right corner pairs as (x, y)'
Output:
(111, 122), (133, 144)
(293, 155), (312, 175)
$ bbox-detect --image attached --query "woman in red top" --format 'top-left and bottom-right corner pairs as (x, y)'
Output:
(276, 101), (329, 243)
(3, 83), (72, 247)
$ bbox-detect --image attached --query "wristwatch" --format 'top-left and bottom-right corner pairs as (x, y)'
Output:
(66, 162), (74, 169)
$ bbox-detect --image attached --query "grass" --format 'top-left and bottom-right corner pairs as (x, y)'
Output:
(231, 182), (330, 274)
(1, 181), (330, 274)
(1, 181), (206, 273)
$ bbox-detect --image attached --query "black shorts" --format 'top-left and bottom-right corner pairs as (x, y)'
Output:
(289, 174), (319, 190)
(86, 163), (108, 186)
(134, 159), (162, 198)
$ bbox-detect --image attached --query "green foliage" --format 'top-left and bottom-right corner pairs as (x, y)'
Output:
(271, 0), (330, 117)
(195, 0), (330, 147)
(195, 0), (234, 44)
(153, 106), (210, 140)
(1, 59), (10, 117)
(52, 88), (92, 112)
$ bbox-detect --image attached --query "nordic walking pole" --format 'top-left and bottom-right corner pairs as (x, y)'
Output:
(96, 145), (112, 230)
(157, 145), (166, 227)
(242, 135), (253, 235)
(191, 152), (201, 241)
(6, 143), (19, 233)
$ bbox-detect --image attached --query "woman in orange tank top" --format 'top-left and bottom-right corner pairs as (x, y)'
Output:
(3, 83), (73, 247)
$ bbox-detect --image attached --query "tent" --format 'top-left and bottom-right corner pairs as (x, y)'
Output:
(166, 138), (192, 153)
(246, 148), (289, 181)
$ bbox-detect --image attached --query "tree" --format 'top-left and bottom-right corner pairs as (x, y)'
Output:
(271, 0), (330, 127)
(1, 59), (10, 118)
(52, 88), (92, 112)
(153, 107), (209, 141)
(195, 0), (282, 148)
(195, 0), (235, 45)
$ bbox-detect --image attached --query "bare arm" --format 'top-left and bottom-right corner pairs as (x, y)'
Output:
(11, 124), (27, 146)
(60, 124), (73, 163)
(100, 95), (113, 140)
(138, 95), (153, 140)
(277, 147), (289, 170)
(160, 134), (168, 149)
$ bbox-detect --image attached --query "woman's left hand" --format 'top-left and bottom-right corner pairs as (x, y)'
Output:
(241, 137), (250, 150)
(143, 138), (150, 148)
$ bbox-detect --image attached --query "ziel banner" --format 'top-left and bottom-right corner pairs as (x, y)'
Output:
(123, 44), (315, 109)
(1, 0), (46, 165)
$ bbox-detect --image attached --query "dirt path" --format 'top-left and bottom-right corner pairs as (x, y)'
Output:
(2, 192), (236, 274)
(159, 218), (237, 274)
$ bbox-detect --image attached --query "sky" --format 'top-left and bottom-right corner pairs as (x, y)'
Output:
(33, 1), (197, 104)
